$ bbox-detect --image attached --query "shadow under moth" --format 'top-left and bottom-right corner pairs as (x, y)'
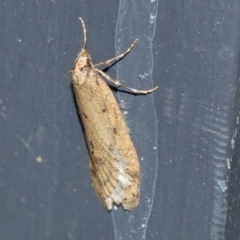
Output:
(71, 18), (158, 211)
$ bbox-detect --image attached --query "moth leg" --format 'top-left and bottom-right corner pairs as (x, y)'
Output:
(94, 39), (138, 67)
(95, 69), (158, 95)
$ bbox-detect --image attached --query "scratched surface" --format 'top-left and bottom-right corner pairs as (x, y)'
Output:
(111, 0), (158, 239)
(1, 0), (240, 240)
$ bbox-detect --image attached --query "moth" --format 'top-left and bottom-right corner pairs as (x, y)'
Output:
(71, 18), (158, 210)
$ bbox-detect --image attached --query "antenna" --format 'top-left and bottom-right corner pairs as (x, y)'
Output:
(79, 18), (86, 49)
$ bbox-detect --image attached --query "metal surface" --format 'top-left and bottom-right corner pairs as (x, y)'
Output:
(1, 0), (240, 239)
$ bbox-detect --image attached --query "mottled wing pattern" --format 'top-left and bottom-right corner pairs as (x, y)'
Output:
(89, 146), (139, 210)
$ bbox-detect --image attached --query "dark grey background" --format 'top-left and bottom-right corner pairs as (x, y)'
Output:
(1, 0), (240, 240)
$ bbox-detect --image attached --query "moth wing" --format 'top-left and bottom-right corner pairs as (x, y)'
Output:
(72, 70), (140, 210)
(89, 146), (139, 210)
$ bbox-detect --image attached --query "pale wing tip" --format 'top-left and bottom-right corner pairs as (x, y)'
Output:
(104, 196), (139, 211)
(105, 198), (113, 211)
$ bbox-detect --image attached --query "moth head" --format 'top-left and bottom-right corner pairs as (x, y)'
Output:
(75, 49), (92, 68)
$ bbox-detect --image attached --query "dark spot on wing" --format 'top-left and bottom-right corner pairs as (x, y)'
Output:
(82, 111), (87, 119)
